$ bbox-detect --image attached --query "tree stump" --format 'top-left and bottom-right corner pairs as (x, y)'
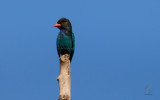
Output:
(57, 54), (71, 100)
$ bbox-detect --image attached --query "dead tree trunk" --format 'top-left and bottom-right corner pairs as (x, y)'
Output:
(57, 54), (71, 100)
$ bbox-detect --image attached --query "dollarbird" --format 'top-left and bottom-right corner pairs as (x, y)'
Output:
(54, 18), (75, 62)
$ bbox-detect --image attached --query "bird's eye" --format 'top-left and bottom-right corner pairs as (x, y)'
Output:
(62, 22), (66, 25)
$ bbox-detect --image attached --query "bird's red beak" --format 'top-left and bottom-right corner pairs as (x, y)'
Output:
(54, 23), (61, 27)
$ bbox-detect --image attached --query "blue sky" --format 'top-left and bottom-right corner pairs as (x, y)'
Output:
(0, 0), (160, 100)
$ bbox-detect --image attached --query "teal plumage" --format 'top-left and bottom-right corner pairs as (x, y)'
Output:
(56, 31), (75, 61)
(54, 18), (75, 62)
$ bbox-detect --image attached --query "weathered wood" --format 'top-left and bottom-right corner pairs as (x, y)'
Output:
(57, 54), (71, 100)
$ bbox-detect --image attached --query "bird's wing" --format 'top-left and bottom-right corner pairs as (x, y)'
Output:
(72, 33), (75, 51)
(70, 33), (75, 62)
(56, 32), (61, 57)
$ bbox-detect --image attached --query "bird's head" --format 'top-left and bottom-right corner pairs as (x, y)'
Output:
(54, 18), (72, 32)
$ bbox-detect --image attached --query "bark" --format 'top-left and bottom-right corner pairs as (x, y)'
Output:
(57, 54), (71, 100)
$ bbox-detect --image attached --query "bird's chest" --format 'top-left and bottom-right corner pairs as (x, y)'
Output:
(59, 34), (72, 48)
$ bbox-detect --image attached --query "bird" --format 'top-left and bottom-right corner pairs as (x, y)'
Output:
(54, 18), (75, 62)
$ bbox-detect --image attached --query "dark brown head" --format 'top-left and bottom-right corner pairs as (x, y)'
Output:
(54, 18), (72, 32)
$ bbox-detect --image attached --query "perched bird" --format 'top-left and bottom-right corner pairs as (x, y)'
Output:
(54, 18), (75, 62)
